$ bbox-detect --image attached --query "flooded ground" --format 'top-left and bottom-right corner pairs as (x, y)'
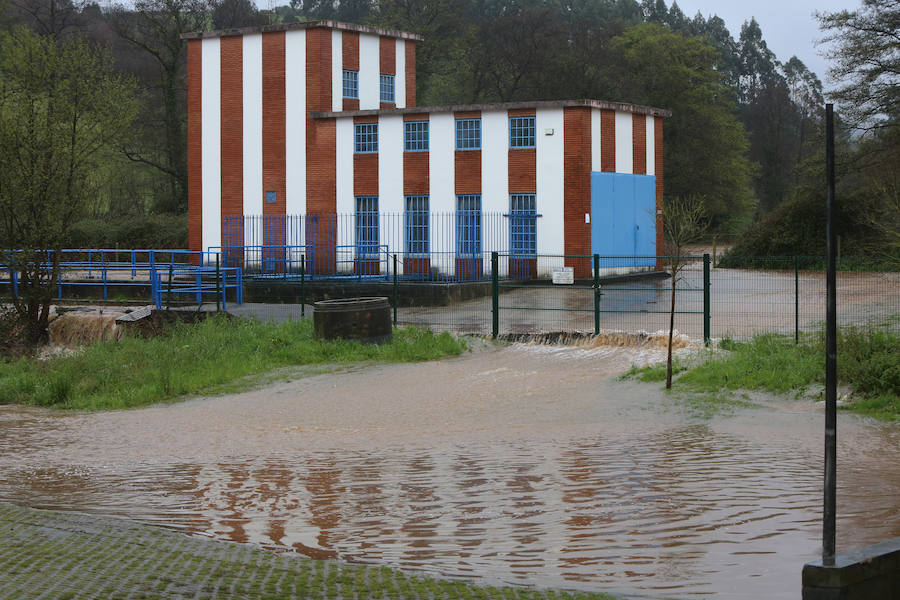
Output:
(0, 343), (898, 599)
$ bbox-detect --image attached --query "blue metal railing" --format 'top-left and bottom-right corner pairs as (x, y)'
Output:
(0, 249), (244, 309)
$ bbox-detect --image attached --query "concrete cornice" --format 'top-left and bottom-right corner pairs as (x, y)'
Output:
(181, 20), (423, 41)
(311, 99), (672, 119)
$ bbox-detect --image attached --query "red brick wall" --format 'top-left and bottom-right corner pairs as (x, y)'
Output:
(306, 28), (335, 214)
(403, 114), (429, 195)
(353, 116), (379, 197)
(632, 113), (646, 175)
(655, 116), (664, 269)
(262, 32), (286, 230)
(508, 149), (536, 194)
(187, 39), (202, 254)
(379, 37), (396, 109)
(600, 109), (615, 173)
(220, 35), (243, 239)
(508, 109), (536, 194)
(564, 107), (592, 278)
(405, 41), (416, 107)
(342, 31), (359, 69)
(342, 32), (359, 111)
(454, 111), (481, 194)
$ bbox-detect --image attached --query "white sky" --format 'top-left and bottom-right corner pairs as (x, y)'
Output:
(673, 0), (861, 90)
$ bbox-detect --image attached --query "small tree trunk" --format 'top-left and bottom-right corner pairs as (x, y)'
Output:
(666, 268), (676, 389)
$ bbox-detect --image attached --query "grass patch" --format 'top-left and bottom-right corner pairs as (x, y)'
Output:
(0, 316), (467, 411)
(627, 327), (900, 421)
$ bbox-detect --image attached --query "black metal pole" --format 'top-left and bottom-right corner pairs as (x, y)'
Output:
(823, 103), (837, 566)
(392, 254), (398, 326)
(593, 254), (600, 336)
(794, 256), (799, 345)
(491, 252), (499, 339)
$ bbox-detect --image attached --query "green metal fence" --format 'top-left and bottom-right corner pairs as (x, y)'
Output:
(206, 254), (900, 341)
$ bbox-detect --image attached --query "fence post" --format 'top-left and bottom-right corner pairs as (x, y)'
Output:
(166, 264), (173, 311)
(703, 253), (711, 346)
(215, 254), (221, 312)
(300, 256), (306, 317)
(593, 254), (600, 336)
(392, 254), (398, 326)
(794, 256), (800, 344)
(491, 252), (499, 339)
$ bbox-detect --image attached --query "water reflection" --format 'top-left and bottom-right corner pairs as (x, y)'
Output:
(0, 345), (897, 600)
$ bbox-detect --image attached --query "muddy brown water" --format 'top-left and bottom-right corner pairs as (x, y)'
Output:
(1, 344), (898, 599)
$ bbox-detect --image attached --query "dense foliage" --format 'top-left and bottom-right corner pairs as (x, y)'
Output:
(0, 0), (895, 253)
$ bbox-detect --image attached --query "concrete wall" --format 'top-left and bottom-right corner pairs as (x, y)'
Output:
(802, 537), (900, 600)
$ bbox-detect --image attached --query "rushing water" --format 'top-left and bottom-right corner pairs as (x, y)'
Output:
(1, 343), (898, 599)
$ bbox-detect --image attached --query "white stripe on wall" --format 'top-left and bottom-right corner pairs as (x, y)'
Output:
(429, 113), (455, 214)
(615, 111), (633, 175)
(359, 34), (379, 109)
(395, 39), (406, 108)
(646, 116), (656, 176)
(285, 29), (306, 224)
(536, 108), (565, 262)
(481, 111), (508, 214)
(243, 34), (262, 248)
(201, 38), (221, 253)
(331, 30), (342, 112)
(590, 109), (603, 173)
(379, 116), (404, 244)
(335, 118), (354, 250)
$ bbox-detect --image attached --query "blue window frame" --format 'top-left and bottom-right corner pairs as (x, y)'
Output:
(509, 194), (537, 256)
(355, 196), (379, 257)
(354, 123), (378, 153)
(455, 118), (481, 150)
(404, 121), (429, 151)
(380, 74), (395, 103)
(456, 194), (482, 256)
(509, 116), (536, 148)
(342, 69), (358, 99)
(405, 195), (429, 256)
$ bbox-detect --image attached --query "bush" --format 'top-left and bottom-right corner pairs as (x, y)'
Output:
(67, 214), (188, 249)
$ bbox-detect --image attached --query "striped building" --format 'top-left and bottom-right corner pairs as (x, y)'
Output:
(184, 21), (670, 278)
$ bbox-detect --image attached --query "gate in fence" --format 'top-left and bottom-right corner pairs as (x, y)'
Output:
(488, 252), (711, 342)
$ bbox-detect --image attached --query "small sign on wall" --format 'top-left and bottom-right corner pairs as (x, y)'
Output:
(552, 267), (574, 285)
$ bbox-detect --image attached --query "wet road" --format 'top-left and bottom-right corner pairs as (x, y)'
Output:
(1, 343), (898, 599)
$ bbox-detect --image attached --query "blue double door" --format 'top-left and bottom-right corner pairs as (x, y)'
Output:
(590, 172), (657, 265)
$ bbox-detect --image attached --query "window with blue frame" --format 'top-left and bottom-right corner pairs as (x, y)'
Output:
(404, 121), (429, 151)
(456, 194), (482, 256)
(354, 123), (378, 153)
(342, 69), (358, 99)
(405, 195), (429, 256)
(509, 194), (537, 255)
(509, 116), (536, 148)
(455, 118), (481, 150)
(355, 196), (379, 257)
(380, 74), (395, 102)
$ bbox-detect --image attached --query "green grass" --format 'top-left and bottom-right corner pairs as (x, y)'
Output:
(625, 327), (900, 421)
(0, 316), (467, 411)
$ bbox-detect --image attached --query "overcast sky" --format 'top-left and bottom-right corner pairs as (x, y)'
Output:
(673, 0), (861, 90)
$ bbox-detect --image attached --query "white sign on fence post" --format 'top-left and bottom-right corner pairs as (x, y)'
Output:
(552, 267), (574, 285)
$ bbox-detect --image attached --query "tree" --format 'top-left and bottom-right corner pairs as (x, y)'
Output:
(0, 28), (138, 341)
(110, 0), (212, 214)
(661, 195), (707, 389)
(6, 0), (86, 37)
(817, 0), (900, 129)
(606, 23), (755, 231)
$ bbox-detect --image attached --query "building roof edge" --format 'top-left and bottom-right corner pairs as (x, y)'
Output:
(181, 20), (423, 41)
(311, 100), (672, 119)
